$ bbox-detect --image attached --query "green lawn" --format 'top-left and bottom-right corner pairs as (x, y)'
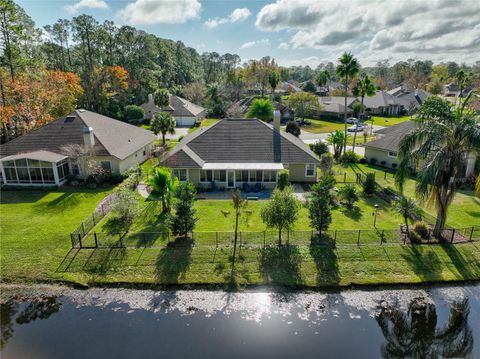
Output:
(346, 134), (375, 146)
(302, 119), (346, 133)
(188, 118), (219, 133)
(369, 115), (412, 127)
(1, 181), (479, 287)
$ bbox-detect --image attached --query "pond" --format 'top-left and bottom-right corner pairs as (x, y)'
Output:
(1, 284), (479, 358)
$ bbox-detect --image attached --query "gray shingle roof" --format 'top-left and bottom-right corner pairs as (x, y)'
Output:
(162, 118), (320, 168)
(366, 121), (415, 151)
(0, 110), (155, 160)
(141, 95), (205, 118)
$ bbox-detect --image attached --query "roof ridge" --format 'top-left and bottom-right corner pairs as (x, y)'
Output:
(75, 109), (116, 158)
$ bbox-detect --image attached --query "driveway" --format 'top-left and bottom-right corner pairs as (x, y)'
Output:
(163, 127), (190, 140)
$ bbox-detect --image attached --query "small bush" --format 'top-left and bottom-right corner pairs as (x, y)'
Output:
(277, 169), (289, 190)
(286, 120), (301, 137)
(359, 158), (367, 164)
(370, 158), (377, 165)
(310, 141), (329, 157)
(194, 120), (201, 127)
(413, 222), (429, 239)
(339, 150), (359, 164)
(391, 163), (397, 169)
(362, 173), (377, 194)
(408, 230), (422, 243)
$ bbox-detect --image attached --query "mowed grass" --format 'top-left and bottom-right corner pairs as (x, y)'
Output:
(369, 115), (412, 127)
(188, 118), (220, 133)
(302, 119), (346, 133)
(1, 185), (479, 287)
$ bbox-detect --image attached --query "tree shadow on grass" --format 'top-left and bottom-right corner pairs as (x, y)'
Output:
(82, 248), (127, 278)
(340, 205), (363, 221)
(309, 234), (340, 286)
(400, 245), (445, 281)
(155, 237), (193, 284)
(260, 245), (302, 286)
(441, 244), (480, 280)
(134, 211), (170, 247)
(102, 217), (131, 235)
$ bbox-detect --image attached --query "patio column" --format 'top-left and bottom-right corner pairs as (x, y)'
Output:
(52, 162), (60, 186)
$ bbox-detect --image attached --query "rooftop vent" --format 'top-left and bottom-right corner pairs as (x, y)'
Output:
(64, 115), (76, 123)
(78, 109), (86, 113)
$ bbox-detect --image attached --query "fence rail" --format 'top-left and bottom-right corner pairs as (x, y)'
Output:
(71, 226), (480, 249)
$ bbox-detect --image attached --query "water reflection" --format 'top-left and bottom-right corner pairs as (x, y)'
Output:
(0, 296), (61, 349)
(376, 297), (473, 358)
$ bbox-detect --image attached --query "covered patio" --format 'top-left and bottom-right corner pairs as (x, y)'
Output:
(0, 150), (70, 186)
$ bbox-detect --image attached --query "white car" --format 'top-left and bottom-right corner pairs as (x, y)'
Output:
(346, 117), (358, 124)
(347, 124), (365, 132)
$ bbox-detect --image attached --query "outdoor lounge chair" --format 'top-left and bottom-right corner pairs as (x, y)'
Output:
(253, 182), (262, 192)
(243, 183), (251, 192)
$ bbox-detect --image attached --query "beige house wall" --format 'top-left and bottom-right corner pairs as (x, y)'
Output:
(288, 163), (317, 182)
(118, 144), (153, 173)
(364, 147), (398, 168)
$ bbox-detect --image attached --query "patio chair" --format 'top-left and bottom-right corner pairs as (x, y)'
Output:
(243, 182), (251, 192)
(253, 182), (262, 192)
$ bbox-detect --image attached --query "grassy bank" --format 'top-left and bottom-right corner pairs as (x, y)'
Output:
(1, 186), (479, 288)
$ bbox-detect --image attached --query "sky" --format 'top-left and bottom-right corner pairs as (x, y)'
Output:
(17, 0), (480, 67)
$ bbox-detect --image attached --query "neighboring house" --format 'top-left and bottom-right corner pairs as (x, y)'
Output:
(0, 110), (155, 186)
(319, 90), (405, 118)
(227, 97), (294, 122)
(365, 121), (478, 176)
(280, 82), (302, 94)
(141, 94), (206, 127)
(387, 85), (432, 113)
(444, 82), (474, 98)
(161, 111), (320, 189)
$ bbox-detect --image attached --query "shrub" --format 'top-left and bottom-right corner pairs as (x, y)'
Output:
(413, 222), (429, 239)
(391, 163), (397, 169)
(286, 120), (301, 137)
(380, 160), (386, 166)
(277, 169), (289, 190)
(310, 141), (329, 157)
(124, 105), (144, 123)
(362, 173), (377, 194)
(171, 182), (197, 238)
(319, 153), (334, 174)
(370, 158), (377, 165)
(339, 150), (359, 164)
(194, 119), (201, 127)
(338, 184), (359, 208)
(110, 188), (141, 226)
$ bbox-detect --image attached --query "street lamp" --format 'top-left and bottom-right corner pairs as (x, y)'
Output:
(373, 204), (379, 228)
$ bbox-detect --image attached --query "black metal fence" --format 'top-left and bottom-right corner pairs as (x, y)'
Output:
(71, 225), (480, 249)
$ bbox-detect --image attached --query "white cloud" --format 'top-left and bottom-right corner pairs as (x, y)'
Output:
(240, 39), (270, 49)
(64, 0), (108, 14)
(278, 42), (289, 50)
(256, 0), (480, 62)
(118, 0), (201, 25)
(205, 8), (251, 28)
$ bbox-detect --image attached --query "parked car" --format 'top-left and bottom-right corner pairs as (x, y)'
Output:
(346, 117), (358, 124)
(295, 118), (311, 126)
(347, 124), (365, 132)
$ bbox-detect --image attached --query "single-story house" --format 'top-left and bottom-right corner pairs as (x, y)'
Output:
(319, 90), (405, 118)
(227, 97), (294, 122)
(141, 94), (206, 127)
(161, 111), (320, 189)
(365, 121), (477, 176)
(444, 82), (474, 98)
(387, 85), (432, 114)
(279, 82), (302, 94)
(0, 109), (155, 186)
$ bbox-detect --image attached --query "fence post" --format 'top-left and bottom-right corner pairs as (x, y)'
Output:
(78, 233), (82, 248)
(470, 226), (474, 241)
(94, 232), (98, 248)
(93, 213), (96, 226)
(384, 171), (387, 180)
(381, 230), (384, 245)
(240, 231), (242, 247)
(70, 233), (74, 248)
(451, 228), (455, 244)
(357, 230), (361, 246)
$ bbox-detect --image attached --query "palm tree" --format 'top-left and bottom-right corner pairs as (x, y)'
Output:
(352, 73), (376, 151)
(336, 52), (360, 152)
(315, 70), (330, 88)
(327, 130), (345, 159)
(376, 298), (473, 358)
(231, 189), (247, 273)
(393, 195), (419, 240)
(151, 112), (175, 145)
(396, 95), (480, 237)
(150, 167), (178, 213)
(268, 70), (280, 100)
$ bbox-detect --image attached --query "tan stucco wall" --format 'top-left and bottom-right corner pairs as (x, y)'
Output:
(118, 144), (153, 174)
(288, 163), (317, 182)
(364, 147), (398, 168)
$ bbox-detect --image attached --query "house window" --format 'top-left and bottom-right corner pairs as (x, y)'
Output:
(71, 163), (80, 175)
(235, 170), (248, 182)
(305, 163), (315, 177)
(4, 167), (18, 183)
(249, 170), (257, 182)
(200, 170), (213, 182)
(263, 170), (277, 182)
(214, 170), (226, 182)
(173, 168), (188, 181)
(56, 159), (70, 182)
(100, 161), (112, 172)
(143, 149), (146, 156)
(388, 151), (398, 158)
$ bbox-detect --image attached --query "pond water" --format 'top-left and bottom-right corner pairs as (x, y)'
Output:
(1, 284), (479, 359)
